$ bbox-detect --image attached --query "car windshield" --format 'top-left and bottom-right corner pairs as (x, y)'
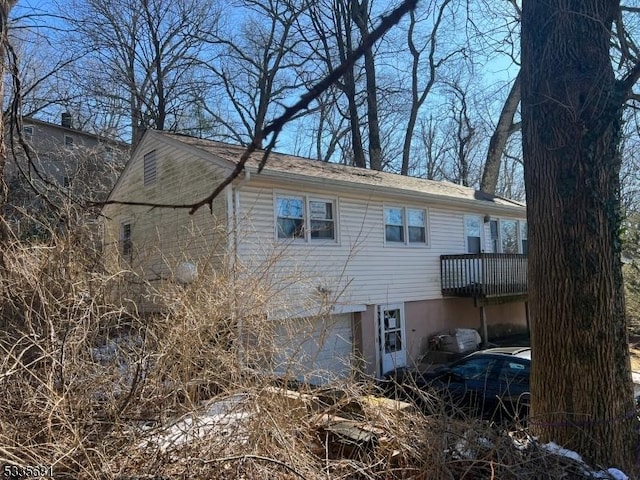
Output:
(449, 357), (498, 381)
(498, 361), (530, 385)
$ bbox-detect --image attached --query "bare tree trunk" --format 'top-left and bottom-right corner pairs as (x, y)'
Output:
(401, 1), (452, 176)
(481, 72), (520, 194)
(522, 0), (638, 471)
(352, 0), (382, 170)
(0, 0), (17, 245)
(334, 0), (366, 168)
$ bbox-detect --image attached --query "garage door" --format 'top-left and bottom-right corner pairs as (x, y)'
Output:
(273, 314), (353, 385)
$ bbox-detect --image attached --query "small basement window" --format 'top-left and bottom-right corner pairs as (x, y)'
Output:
(64, 135), (74, 147)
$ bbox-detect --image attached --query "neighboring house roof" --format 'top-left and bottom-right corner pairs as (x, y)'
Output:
(153, 131), (525, 211)
(20, 116), (130, 149)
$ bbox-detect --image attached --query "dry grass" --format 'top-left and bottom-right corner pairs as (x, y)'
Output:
(0, 220), (630, 479)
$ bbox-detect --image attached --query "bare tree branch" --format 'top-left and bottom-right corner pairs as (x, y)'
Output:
(100, 0), (418, 215)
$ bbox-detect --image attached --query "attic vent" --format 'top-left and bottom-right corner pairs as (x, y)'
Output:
(143, 150), (157, 185)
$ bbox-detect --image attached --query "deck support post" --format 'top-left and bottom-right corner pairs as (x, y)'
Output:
(479, 306), (489, 347)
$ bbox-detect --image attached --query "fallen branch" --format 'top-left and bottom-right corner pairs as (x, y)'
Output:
(203, 454), (309, 480)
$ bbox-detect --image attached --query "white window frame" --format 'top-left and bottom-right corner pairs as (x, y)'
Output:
(274, 193), (338, 244)
(500, 218), (519, 254)
(120, 221), (132, 257)
(464, 215), (483, 253)
(519, 220), (528, 254)
(308, 198), (336, 241)
(489, 219), (499, 253)
(23, 125), (34, 140)
(104, 145), (114, 162)
(487, 217), (528, 254)
(384, 206), (429, 246)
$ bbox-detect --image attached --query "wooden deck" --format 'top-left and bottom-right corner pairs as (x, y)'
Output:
(440, 253), (528, 302)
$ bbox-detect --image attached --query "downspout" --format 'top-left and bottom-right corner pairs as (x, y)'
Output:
(227, 169), (251, 368)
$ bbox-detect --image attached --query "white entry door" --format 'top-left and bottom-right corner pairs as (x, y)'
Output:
(378, 304), (407, 375)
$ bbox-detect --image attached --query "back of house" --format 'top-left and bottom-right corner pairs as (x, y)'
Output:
(102, 130), (529, 384)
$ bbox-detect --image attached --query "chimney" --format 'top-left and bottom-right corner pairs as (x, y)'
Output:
(61, 112), (73, 129)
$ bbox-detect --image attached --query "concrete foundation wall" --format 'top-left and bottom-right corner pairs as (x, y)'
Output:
(355, 298), (527, 377)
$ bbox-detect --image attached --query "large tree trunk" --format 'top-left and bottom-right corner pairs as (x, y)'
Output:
(521, 0), (638, 471)
(0, 0), (17, 246)
(480, 72), (520, 194)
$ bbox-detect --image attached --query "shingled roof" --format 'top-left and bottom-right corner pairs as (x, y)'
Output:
(159, 132), (524, 209)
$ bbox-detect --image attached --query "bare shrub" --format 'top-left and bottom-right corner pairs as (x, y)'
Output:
(0, 218), (625, 479)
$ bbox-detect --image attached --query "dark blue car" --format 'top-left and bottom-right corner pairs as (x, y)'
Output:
(383, 347), (532, 422)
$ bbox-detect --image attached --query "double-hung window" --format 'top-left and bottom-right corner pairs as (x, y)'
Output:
(385, 207), (404, 243)
(486, 218), (528, 254)
(501, 219), (519, 254)
(520, 221), (528, 255)
(407, 209), (426, 243)
(309, 200), (335, 239)
(465, 215), (482, 253)
(277, 196), (305, 239)
(276, 195), (336, 242)
(384, 206), (428, 246)
(120, 222), (132, 257)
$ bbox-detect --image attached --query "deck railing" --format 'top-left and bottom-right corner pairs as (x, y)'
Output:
(440, 253), (528, 298)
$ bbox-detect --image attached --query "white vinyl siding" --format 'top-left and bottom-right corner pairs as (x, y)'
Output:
(102, 135), (228, 286)
(236, 184), (502, 306)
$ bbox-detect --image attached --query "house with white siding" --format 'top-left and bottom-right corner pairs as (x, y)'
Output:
(102, 130), (529, 383)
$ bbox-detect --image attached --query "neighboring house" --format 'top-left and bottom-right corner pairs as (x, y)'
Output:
(4, 114), (129, 237)
(102, 130), (529, 383)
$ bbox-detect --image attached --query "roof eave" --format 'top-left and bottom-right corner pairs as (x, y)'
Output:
(245, 166), (526, 216)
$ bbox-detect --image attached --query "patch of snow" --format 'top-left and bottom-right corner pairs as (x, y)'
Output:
(541, 442), (628, 480)
(592, 469), (628, 480)
(542, 441), (584, 462)
(139, 393), (254, 453)
(450, 433), (493, 460)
